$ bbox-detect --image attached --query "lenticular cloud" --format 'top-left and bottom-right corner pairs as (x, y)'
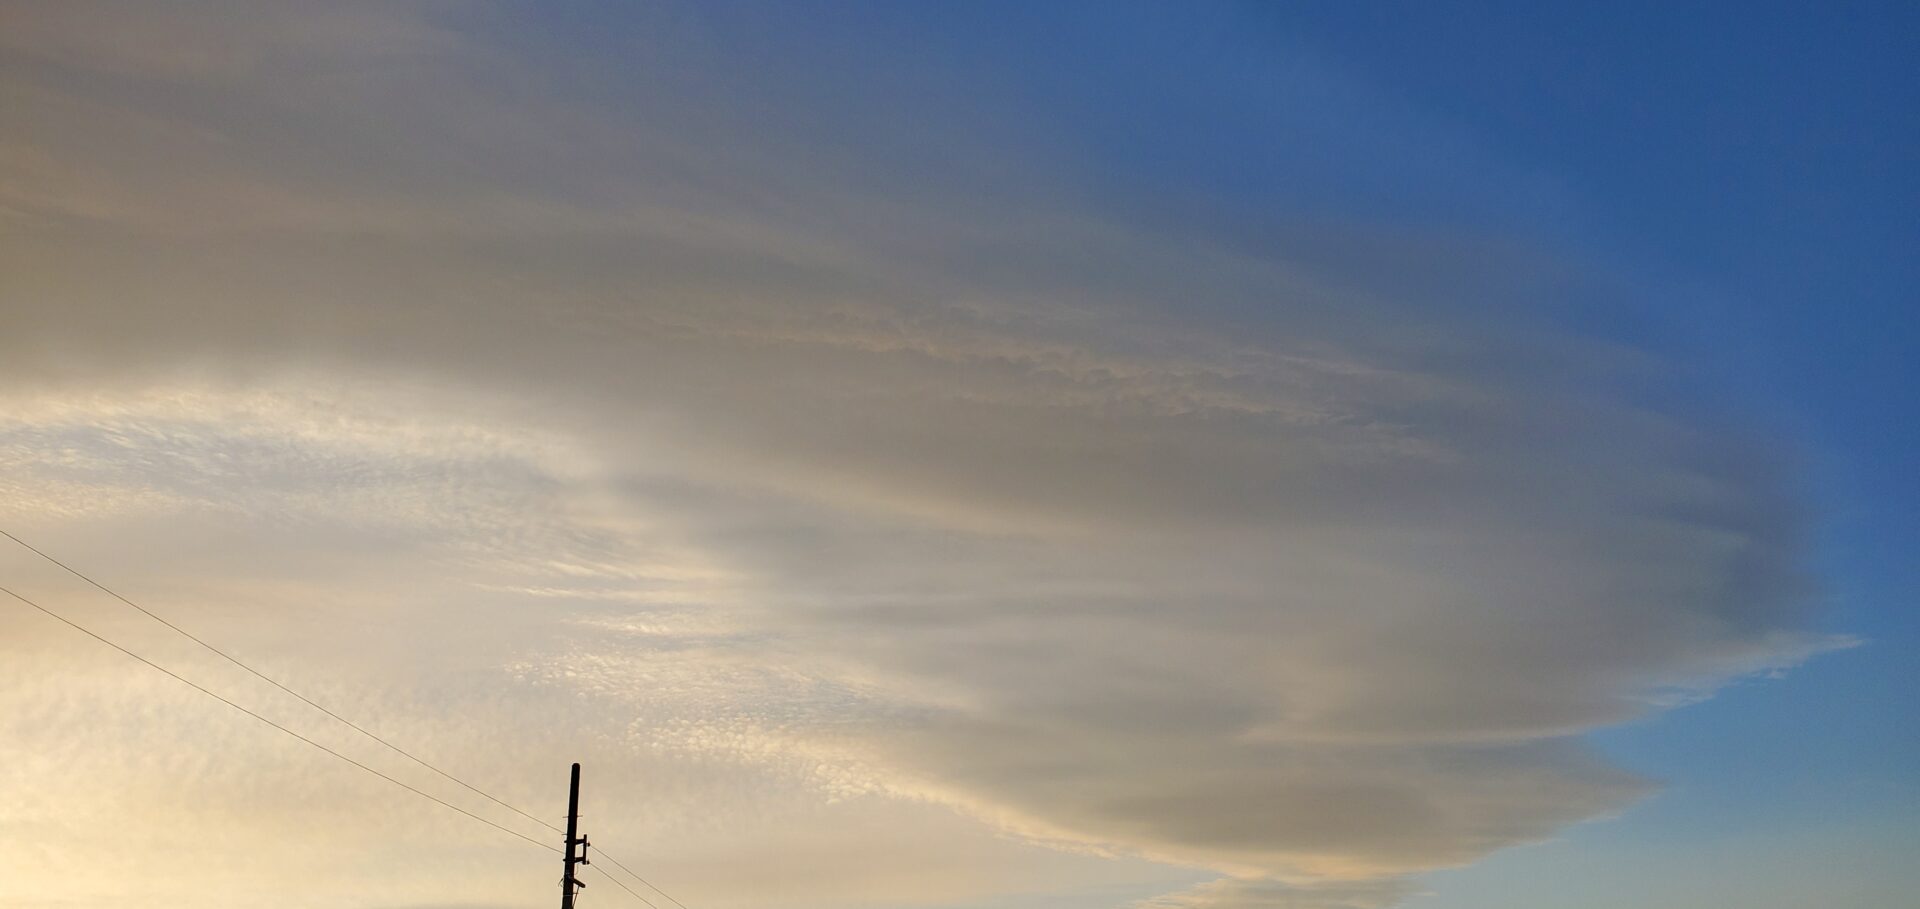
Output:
(0, 3), (1852, 905)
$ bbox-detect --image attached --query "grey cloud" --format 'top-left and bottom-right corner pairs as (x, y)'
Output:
(1140, 877), (1420, 909)
(0, 4), (1853, 908)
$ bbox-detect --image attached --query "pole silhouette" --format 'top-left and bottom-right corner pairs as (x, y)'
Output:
(561, 762), (588, 909)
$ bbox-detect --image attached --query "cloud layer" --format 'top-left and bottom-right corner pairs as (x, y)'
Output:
(0, 4), (1849, 908)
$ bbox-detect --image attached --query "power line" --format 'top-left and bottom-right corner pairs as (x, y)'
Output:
(590, 865), (663, 909)
(596, 850), (695, 909)
(0, 528), (565, 836)
(3, 529), (698, 909)
(0, 582), (560, 855)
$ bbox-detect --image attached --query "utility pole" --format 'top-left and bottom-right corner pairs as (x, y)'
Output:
(561, 762), (589, 909)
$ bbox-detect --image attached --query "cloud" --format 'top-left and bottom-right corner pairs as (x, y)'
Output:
(0, 0), (464, 80)
(1140, 877), (1421, 909)
(0, 3), (1853, 908)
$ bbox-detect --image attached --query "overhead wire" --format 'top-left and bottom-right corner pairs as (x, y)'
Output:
(0, 527), (565, 836)
(0, 583), (559, 855)
(3, 528), (697, 909)
(590, 865), (663, 909)
(595, 850), (695, 909)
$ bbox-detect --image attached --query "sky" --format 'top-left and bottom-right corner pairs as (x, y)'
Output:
(0, 2), (1914, 908)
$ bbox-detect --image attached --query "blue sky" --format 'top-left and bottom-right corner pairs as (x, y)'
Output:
(1259, 3), (1920, 903)
(0, 3), (1913, 908)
